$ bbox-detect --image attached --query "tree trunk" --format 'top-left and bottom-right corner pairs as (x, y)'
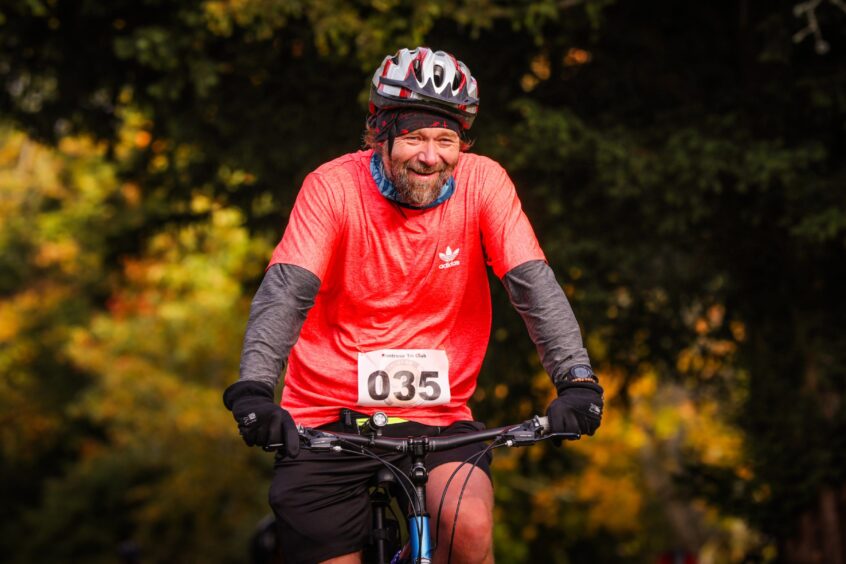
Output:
(782, 484), (846, 564)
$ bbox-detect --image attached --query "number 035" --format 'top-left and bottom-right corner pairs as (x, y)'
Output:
(366, 370), (442, 402)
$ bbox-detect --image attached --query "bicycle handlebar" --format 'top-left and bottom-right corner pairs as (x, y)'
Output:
(265, 414), (579, 454)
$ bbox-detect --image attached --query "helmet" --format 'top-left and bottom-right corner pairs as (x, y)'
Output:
(369, 47), (480, 130)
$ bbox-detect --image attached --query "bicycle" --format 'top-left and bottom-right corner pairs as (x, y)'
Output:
(265, 412), (578, 564)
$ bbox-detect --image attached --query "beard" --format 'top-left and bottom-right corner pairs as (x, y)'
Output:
(387, 157), (455, 207)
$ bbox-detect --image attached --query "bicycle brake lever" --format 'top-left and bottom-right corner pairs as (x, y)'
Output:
(501, 418), (581, 446)
(261, 427), (338, 452)
(502, 418), (548, 446)
(531, 416), (581, 441)
(301, 428), (342, 451)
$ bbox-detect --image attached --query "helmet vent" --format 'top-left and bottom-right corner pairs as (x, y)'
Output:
(433, 64), (445, 88)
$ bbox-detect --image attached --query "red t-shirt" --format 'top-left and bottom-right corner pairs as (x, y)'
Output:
(269, 150), (545, 427)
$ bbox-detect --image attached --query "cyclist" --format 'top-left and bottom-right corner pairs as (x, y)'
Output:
(224, 46), (604, 564)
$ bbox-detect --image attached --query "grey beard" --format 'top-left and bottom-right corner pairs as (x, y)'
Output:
(389, 161), (454, 207)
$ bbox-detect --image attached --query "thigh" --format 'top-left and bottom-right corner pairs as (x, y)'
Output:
(269, 448), (380, 564)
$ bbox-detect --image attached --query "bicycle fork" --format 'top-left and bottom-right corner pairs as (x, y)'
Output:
(406, 514), (432, 563)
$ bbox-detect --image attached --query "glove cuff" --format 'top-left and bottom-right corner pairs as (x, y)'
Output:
(223, 379), (275, 410)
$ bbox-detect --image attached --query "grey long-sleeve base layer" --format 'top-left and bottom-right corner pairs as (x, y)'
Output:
(238, 260), (590, 388)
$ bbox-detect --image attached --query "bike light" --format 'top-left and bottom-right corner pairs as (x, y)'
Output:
(371, 412), (389, 428)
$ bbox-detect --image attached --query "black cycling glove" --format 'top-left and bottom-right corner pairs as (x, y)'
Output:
(546, 379), (604, 436)
(223, 380), (300, 457)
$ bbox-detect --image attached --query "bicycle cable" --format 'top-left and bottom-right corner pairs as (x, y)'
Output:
(330, 442), (424, 518)
(441, 426), (565, 562)
(331, 440), (429, 560)
(432, 428), (520, 552)
(432, 443), (495, 552)
(445, 438), (503, 564)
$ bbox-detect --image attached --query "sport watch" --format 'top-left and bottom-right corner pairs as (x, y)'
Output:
(558, 364), (599, 385)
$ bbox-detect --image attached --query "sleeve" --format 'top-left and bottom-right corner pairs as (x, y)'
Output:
(478, 162), (546, 278)
(268, 172), (343, 281)
(502, 260), (592, 383)
(238, 263), (320, 389)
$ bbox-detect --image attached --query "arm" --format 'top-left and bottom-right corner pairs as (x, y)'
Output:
(239, 263), (320, 388)
(501, 259), (591, 387)
(225, 170), (340, 453)
(223, 263), (319, 455)
(502, 260), (603, 435)
(502, 260), (603, 437)
(475, 159), (602, 435)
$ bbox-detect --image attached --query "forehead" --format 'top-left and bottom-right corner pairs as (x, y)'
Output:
(396, 127), (460, 141)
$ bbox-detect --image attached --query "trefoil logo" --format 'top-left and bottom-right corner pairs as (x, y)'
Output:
(438, 246), (461, 270)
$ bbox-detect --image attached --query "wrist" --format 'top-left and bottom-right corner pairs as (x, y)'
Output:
(553, 364), (599, 393)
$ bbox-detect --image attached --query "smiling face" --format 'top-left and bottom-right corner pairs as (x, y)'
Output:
(382, 127), (461, 207)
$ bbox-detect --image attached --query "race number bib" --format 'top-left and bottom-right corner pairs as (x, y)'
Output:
(357, 349), (451, 407)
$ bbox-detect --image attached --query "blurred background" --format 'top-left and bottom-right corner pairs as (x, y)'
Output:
(1, 0), (845, 562)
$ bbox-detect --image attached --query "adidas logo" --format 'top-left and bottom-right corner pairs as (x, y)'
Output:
(438, 246), (460, 270)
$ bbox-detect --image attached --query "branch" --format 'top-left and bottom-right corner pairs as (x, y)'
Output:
(793, 0), (846, 54)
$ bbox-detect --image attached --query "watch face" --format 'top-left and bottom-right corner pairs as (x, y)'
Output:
(571, 366), (591, 379)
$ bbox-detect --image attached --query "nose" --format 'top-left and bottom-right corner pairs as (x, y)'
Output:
(417, 140), (438, 166)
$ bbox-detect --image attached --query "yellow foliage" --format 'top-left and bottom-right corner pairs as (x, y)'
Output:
(542, 373), (646, 536)
(0, 125), (274, 562)
(134, 130), (152, 148)
(530, 52), (551, 80)
(0, 304), (21, 343)
(121, 182), (142, 206)
(35, 239), (80, 270)
(533, 359), (748, 551)
(564, 48), (592, 66)
(730, 320), (746, 342)
(629, 368), (657, 398)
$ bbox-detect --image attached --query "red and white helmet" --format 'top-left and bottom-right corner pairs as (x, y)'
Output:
(370, 47), (480, 130)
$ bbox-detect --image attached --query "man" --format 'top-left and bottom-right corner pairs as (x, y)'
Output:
(224, 47), (603, 564)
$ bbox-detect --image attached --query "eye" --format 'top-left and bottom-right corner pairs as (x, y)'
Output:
(438, 136), (458, 147)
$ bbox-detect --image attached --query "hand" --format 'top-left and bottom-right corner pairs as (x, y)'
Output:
(223, 380), (300, 457)
(546, 381), (604, 436)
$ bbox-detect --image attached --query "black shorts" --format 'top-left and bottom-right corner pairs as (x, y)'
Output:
(268, 418), (493, 564)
